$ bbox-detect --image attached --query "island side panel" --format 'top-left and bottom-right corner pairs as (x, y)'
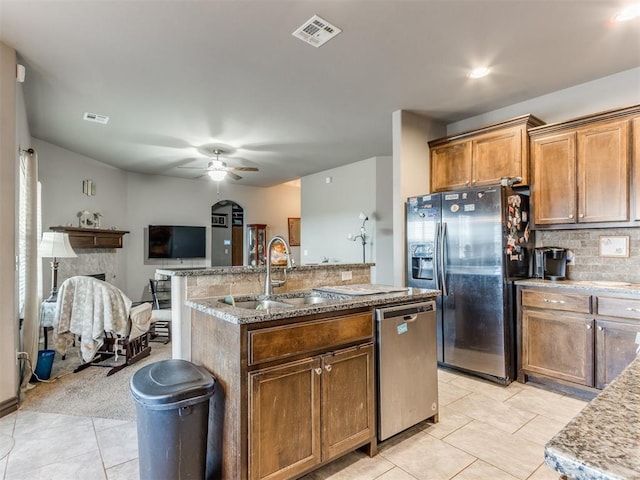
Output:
(191, 309), (244, 479)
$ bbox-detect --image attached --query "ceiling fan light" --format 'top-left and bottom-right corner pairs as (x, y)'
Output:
(208, 170), (227, 181)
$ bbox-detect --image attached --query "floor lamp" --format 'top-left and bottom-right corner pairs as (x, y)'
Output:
(347, 212), (369, 263)
(39, 232), (77, 302)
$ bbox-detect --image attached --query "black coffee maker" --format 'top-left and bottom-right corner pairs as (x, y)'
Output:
(533, 247), (567, 280)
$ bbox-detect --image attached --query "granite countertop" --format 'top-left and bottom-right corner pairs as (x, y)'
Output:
(515, 278), (640, 296)
(157, 263), (375, 276)
(545, 354), (640, 480)
(186, 286), (440, 324)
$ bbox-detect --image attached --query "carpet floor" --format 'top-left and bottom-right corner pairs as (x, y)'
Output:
(19, 340), (171, 422)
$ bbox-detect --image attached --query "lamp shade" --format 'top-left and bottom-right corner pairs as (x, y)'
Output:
(208, 169), (227, 181)
(39, 232), (77, 258)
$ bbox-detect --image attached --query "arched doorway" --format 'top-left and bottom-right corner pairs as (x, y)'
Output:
(211, 200), (244, 266)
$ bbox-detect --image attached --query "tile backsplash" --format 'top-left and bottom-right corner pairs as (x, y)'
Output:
(537, 228), (640, 284)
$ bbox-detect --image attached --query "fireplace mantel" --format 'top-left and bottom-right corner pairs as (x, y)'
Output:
(49, 226), (129, 249)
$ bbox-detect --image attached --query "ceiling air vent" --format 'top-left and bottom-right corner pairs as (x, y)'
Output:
(292, 15), (342, 48)
(83, 112), (109, 124)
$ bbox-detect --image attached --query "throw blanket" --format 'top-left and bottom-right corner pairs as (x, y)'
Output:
(54, 276), (132, 362)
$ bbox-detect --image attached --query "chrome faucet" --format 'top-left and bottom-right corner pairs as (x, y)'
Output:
(264, 235), (294, 296)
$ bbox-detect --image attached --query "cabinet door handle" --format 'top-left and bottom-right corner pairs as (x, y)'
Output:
(465, 180), (470, 186)
(472, 179), (476, 184)
(324, 364), (332, 372)
(568, 214), (574, 219)
(627, 307), (640, 313)
(543, 299), (565, 304)
(579, 213), (584, 218)
(314, 368), (322, 375)
(586, 324), (592, 329)
(597, 326), (604, 331)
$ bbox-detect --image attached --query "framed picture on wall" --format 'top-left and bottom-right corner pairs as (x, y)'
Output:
(212, 213), (228, 227)
(599, 235), (629, 258)
(288, 217), (301, 246)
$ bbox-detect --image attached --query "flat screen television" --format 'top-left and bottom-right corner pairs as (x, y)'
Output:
(148, 225), (206, 259)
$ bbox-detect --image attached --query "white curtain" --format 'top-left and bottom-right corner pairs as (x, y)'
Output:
(19, 148), (41, 392)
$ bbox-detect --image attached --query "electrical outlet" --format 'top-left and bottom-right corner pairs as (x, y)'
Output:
(341, 271), (352, 281)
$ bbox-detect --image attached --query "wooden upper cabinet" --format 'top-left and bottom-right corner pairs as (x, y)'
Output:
(532, 132), (577, 224)
(577, 120), (629, 223)
(530, 105), (640, 227)
(472, 126), (524, 187)
(429, 114), (544, 193)
(430, 141), (472, 192)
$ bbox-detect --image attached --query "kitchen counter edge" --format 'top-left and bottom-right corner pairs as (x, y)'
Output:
(515, 278), (640, 295)
(186, 288), (440, 325)
(157, 263), (375, 277)
(544, 354), (640, 480)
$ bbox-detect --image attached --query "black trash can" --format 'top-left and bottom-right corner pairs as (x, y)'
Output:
(130, 359), (215, 480)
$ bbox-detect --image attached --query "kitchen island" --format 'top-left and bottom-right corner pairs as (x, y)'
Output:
(545, 354), (640, 480)
(156, 263), (374, 360)
(186, 286), (439, 480)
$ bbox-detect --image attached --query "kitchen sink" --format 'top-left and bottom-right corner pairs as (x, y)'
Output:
(279, 295), (336, 306)
(220, 292), (347, 310)
(229, 299), (293, 310)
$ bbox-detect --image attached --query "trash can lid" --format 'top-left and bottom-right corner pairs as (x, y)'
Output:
(130, 359), (215, 407)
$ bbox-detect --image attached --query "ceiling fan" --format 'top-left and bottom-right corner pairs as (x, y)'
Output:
(179, 149), (259, 181)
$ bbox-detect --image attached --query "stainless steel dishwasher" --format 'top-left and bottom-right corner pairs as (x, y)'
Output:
(376, 301), (438, 441)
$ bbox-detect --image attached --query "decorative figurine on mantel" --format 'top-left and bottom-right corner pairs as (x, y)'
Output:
(77, 210), (92, 227)
(76, 210), (104, 228)
(93, 212), (103, 228)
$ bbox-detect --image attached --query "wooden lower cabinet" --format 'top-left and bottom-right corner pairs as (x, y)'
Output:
(249, 344), (375, 480)
(522, 309), (594, 386)
(249, 358), (321, 480)
(191, 308), (377, 480)
(595, 319), (640, 389)
(519, 286), (640, 392)
(321, 345), (375, 460)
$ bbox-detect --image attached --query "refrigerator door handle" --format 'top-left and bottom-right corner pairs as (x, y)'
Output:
(434, 222), (441, 291)
(440, 222), (448, 296)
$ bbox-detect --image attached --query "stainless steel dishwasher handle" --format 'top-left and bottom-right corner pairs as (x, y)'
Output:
(403, 314), (418, 322)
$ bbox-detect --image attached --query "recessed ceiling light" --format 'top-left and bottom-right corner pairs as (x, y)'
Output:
(612, 4), (640, 21)
(468, 67), (491, 79)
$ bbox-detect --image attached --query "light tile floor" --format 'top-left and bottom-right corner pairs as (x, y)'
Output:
(0, 368), (586, 479)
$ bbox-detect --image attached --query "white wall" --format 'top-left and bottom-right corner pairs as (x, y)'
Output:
(392, 111), (446, 286)
(0, 42), (18, 413)
(35, 139), (129, 293)
(125, 173), (300, 300)
(301, 158), (378, 266)
(300, 156), (395, 284)
(34, 139), (301, 300)
(448, 67), (640, 135)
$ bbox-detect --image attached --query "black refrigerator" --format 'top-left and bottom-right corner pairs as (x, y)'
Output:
(406, 186), (533, 384)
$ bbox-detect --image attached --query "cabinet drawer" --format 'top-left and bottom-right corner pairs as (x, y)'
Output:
(248, 312), (373, 366)
(597, 297), (640, 320)
(521, 289), (591, 313)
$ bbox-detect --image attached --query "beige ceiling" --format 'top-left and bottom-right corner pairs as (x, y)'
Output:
(1, 0), (639, 186)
